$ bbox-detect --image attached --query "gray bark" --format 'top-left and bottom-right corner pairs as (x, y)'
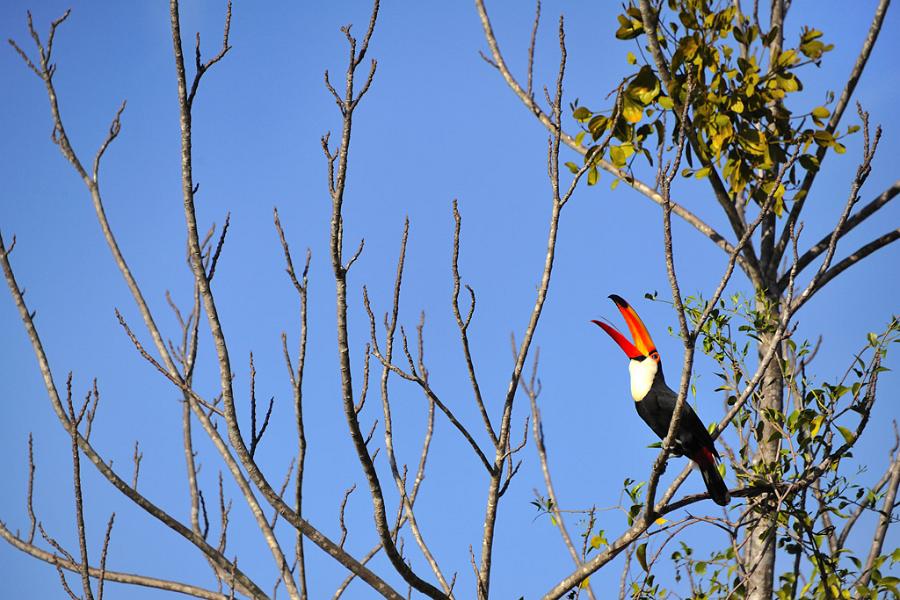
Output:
(744, 295), (783, 599)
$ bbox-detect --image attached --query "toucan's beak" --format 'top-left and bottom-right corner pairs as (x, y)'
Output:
(592, 294), (657, 360)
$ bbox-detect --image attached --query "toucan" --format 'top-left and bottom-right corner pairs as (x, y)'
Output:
(593, 294), (730, 506)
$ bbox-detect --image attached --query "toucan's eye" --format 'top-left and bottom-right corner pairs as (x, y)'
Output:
(650, 352), (660, 362)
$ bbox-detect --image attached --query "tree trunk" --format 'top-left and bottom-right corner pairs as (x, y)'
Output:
(744, 295), (783, 599)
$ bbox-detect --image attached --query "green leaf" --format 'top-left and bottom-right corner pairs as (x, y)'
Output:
(627, 51), (637, 65)
(609, 143), (635, 168)
(695, 166), (711, 179)
(799, 154), (820, 172)
(588, 114), (608, 136)
(610, 178), (620, 190)
(658, 95), (674, 110)
(564, 161), (579, 174)
(637, 543), (649, 572)
(587, 166), (599, 186)
(573, 106), (592, 121)
(610, 145), (627, 168)
(811, 106), (830, 119)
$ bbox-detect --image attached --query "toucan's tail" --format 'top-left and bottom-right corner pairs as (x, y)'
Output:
(691, 447), (730, 506)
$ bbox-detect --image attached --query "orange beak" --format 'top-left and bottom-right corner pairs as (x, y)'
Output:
(592, 294), (657, 360)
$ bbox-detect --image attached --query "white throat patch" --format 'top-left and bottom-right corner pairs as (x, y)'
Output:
(628, 358), (657, 402)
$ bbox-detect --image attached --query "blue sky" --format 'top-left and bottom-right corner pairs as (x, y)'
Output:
(1, 1), (898, 598)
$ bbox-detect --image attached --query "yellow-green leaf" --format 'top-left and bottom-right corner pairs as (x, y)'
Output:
(587, 166), (599, 186)
(615, 14), (644, 40)
(627, 51), (637, 65)
(777, 49), (799, 67)
(811, 106), (830, 119)
(610, 145), (627, 168)
(738, 129), (768, 156)
(654, 517), (668, 525)
(579, 577), (591, 590)
(622, 96), (644, 123)
(837, 425), (855, 444)
(628, 66), (661, 105)
(813, 130), (834, 144)
(637, 542), (649, 572)
(810, 415), (824, 437)
(658, 95), (674, 110)
(590, 533), (608, 549)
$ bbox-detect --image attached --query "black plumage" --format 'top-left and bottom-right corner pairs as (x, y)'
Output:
(594, 294), (730, 506)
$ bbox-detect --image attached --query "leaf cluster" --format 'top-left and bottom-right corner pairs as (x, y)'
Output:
(570, 0), (858, 216)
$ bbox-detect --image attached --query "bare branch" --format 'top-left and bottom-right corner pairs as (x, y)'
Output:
(131, 441), (143, 491)
(526, 1), (541, 99)
(26, 434), (36, 544)
(318, 0), (442, 595)
(451, 201), (496, 445)
(186, 0), (233, 108)
(207, 213), (231, 283)
(2, 520), (232, 599)
(527, 372), (597, 600)
(789, 108), (883, 311)
(775, 0), (892, 264)
(248, 353), (275, 459)
(1, 114), (268, 600)
(65, 374), (95, 600)
(92, 100), (127, 186)
(96, 513), (115, 600)
(782, 180), (900, 286)
(338, 484), (356, 550)
(792, 228), (899, 306)
(274, 209), (312, 599)
(858, 442), (900, 587)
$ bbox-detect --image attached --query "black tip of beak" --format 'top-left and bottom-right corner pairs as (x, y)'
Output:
(608, 294), (629, 308)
